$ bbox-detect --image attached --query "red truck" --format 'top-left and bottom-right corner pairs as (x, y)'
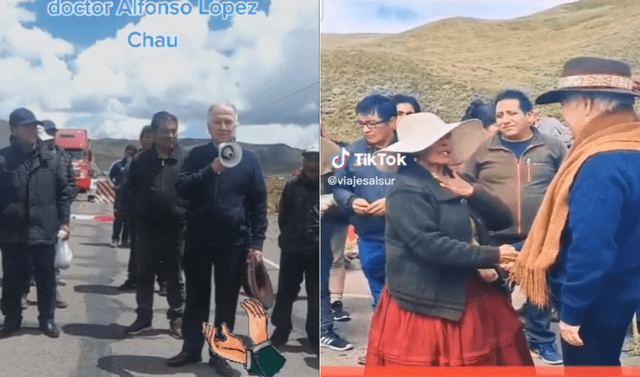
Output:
(55, 129), (95, 192)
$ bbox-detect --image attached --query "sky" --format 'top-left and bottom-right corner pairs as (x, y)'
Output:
(0, 1), (581, 147)
(321, 0), (580, 34)
(0, 0), (319, 148)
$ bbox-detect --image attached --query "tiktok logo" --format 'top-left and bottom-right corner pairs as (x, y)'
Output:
(331, 147), (351, 169)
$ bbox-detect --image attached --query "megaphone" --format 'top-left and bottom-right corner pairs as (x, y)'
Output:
(219, 142), (243, 168)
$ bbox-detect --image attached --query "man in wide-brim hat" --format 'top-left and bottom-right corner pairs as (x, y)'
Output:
(511, 57), (640, 366)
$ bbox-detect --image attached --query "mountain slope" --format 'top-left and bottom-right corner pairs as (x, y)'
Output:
(321, 0), (640, 142)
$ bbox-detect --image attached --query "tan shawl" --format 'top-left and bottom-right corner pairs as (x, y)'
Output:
(511, 110), (640, 308)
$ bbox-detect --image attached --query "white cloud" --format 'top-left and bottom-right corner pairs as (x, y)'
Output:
(1, 0), (319, 148)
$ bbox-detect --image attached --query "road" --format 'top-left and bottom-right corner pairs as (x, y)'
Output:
(320, 258), (640, 370)
(0, 197), (318, 377)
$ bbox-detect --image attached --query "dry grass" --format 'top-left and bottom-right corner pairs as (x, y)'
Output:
(266, 176), (288, 215)
(321, 0), (640, 142)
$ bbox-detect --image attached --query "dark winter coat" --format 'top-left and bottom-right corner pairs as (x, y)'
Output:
(385, 164), (512, 321)
(0, 140), (71, 245)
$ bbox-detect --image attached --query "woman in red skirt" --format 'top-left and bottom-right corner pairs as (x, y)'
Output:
(367, 113), (534, 367)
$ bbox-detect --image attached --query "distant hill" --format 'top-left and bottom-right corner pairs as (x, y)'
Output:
(321, 0), (640, 142)
(92, 138), (303, 177)
(0, 120), (9, 149)
(0, 127), (302, 177)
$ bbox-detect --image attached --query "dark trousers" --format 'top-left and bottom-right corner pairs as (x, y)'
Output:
(561, 298), (637, 366)
(181, 237), (246, 356)
(271, 250), (319, 344)
(126, 220), (166, 286)
(321, 219), (335, 334)
(1, 244), (56, 325)
(135, 223), (185, 320)
(112, 211), (129, 243)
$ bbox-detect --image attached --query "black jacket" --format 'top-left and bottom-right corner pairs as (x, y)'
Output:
(176, 142), (267, 249)
(0, 140), (71, 245)
(385, 164), (512, 321)
(278, 174), (319, 254)
(127, 144), (187, 229)
(53, 145), (78, 202)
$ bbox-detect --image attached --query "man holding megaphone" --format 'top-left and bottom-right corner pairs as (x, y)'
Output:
(169, 101), (268, 377)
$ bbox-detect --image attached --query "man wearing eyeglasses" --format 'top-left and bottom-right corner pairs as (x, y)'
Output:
(332, 95), (397, 311)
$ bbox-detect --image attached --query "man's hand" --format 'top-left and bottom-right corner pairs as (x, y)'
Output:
(500, 261), (515, 273)
(59, 224), (70, 241)
(210, 158), (226, 175)
(559, 321), (583, 347)
(203, 322), (248, 364)
(248, 248), (263, 264)
(366, 198), (386, 216)
(498, 244), (519, 264)
(241, 298), (269, 345)
(352, 198), (370, 216)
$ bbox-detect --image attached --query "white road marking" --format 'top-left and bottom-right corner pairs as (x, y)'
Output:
(342, 293), (374, 299)
(71, 214), (95, 220)
(263, 258), (279, 269)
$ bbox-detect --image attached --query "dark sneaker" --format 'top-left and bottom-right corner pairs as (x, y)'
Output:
(331, 301), (351, 321)
(270, 327), (289, 347)
(110, 240), (118, 248)
(118, 281), (137, 291)
(56, 291), (68, 309)
(40, 320), (60, 338)
(209, 355), (240, 377)
(158, 282), (167, 297)
(124, 317), (152, 335)
(169, 318), (183, 339)
(320, 329), (353, 351)
(167, 350), (201, 367)
(530, 342), (563, 365)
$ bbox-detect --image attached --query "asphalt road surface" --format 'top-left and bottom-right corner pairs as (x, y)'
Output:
(0, 197), (319, 377)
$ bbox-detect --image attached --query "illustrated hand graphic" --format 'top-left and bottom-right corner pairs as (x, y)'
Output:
(242, 298), (269, 345)
(203, 322), (247, 364)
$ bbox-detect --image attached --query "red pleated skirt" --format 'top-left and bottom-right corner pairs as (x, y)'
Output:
(366, 277), (535, 367)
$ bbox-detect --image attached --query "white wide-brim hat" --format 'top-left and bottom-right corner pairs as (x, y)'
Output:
(374, 113), (484, 172)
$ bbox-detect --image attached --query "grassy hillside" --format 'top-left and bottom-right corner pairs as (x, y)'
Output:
(321, 0), (640, 142)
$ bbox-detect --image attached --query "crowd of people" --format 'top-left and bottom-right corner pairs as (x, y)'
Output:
(2, 55), (640, 372)
(0, 100), (320, 377)
(321, 56), (640, 368)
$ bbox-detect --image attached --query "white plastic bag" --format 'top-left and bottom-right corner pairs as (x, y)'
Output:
(54, 229), (73, 269)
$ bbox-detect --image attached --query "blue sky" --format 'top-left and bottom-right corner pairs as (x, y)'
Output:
(321, 0), (579, 34)
(2, 0), (318, 147)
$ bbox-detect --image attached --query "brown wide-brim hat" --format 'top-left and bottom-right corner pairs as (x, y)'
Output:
(536, 57), (640, 104)
(242, 252), (274, 309)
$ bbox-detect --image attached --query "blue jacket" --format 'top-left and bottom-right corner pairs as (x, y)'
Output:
(332, 138), (396, 241)
(549, 152), (640, 326)
(175, 142), (267, 249)
(109, 158), (129, 188)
